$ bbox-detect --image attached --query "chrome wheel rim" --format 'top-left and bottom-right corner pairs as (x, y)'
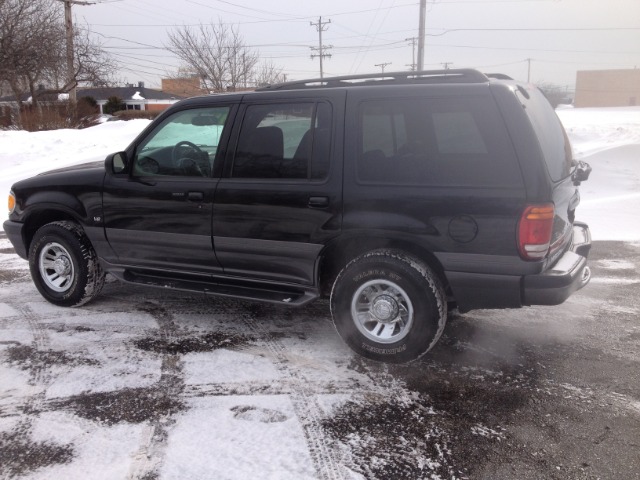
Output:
(38, 242), (74, 293)
(351, 279), (414, 344)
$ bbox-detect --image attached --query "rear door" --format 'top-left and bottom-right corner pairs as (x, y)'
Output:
(212, 92), (345, 285)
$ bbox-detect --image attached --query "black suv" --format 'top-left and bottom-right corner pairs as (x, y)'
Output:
(4, 70), (592, 363)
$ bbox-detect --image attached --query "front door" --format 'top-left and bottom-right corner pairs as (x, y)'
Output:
(102, 105), (233, 274)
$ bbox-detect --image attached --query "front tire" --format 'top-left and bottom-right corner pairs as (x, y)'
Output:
(330, 250), (447, 363)
(28, 221), (105, 307)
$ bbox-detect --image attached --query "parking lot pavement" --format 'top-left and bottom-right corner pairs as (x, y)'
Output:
(1, 234), (639, 479)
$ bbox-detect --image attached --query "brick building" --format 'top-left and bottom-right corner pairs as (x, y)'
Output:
(161, 76), (206, 98)
(574, 69), (640, 108)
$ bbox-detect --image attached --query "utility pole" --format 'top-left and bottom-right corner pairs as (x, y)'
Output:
(375, 62), (392, 73)
(310, 17), (332, 79)
(417, 0), (426, 71)
(405, 37), (417, 71)
(441, 62), (452, 70)
(526, 58), (532, 82)
(58, 0), (93, 102)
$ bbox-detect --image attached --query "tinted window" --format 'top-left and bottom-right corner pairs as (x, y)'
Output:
(133, 107), (229, 177)
(357, 97), (522, 187)
(232, 102), (331, 180)
(519, 87), (572, 181)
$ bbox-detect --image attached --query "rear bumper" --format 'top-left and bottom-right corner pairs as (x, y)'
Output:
(446, 222), (591, 312)
(3, 220), (27, 259)
(522, 222), (591, 305)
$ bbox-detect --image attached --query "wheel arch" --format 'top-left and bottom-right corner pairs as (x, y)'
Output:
(22, 209), (81, 255)
(318, 233), (450, 298)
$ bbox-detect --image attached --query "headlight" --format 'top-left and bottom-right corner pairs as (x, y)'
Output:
(8, 191), (15, 214)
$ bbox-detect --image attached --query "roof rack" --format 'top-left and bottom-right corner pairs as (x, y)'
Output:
(256, 69), (489, 91)
(485, 73), (514, 80)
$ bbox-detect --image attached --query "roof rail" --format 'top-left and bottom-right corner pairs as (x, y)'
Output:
(256, 69), (489, 91)
(485, 73), (514, 80)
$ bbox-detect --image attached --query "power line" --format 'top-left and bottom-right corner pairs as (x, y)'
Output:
(351, 0), (397, 74)
(427, 27), (640, 36)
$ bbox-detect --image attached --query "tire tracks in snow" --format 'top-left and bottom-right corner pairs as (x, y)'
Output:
(6, 302), (52, 430)
(241, 315), (348, 480)
(126, 301), (185, 480)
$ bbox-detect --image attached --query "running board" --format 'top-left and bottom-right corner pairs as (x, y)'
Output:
(117, 270), (318, 306)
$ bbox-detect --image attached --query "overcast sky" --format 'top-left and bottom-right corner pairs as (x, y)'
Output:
(75, 0), (640, 90)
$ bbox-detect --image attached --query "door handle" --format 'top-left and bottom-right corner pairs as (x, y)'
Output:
(308, 196), (329, 208)
(188, 191), (204, 201)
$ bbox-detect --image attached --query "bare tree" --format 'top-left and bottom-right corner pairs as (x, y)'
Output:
(167, 20), (259, 92)
(0, 0), (115, 111)
(536, 81), (572, 108)
(252, 60), (287, 87)
(71, 27), (117, 88)
(0, 0), (62, 108)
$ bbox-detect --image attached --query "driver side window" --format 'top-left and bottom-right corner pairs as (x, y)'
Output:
(133, 106), (230, 177)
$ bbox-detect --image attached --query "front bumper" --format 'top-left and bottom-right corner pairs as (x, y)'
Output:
(522, 222), (591, 306)
(3, 220), (27, 259)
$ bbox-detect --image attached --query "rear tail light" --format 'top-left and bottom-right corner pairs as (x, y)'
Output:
(518, 204), (554, 260)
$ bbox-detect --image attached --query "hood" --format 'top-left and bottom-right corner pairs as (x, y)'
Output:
(37, 160), (104, 176)
(12, 159), (106, 192)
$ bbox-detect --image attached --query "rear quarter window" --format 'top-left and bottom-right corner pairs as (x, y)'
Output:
(519, 87), (573, 182)
(357, 96), (522, 187)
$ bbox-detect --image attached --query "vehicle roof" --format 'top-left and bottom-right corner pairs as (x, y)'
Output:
(174, 69), (525, 109)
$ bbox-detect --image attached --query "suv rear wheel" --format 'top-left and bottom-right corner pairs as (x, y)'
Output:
(330, 249), (447, 363)
(28, 221), (105, 307)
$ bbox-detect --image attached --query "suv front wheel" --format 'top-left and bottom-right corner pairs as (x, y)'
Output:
(28, 221), (105, 307)
(330, 250), (447, 363)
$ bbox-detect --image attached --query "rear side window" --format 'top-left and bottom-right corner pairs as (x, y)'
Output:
(357, 96), (522, 187)
(232, 102), (331, 180)
(519, 87), (572, 181)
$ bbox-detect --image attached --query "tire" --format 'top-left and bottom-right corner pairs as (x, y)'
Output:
(330, 249), (447, 363)
(28, 221), (105, 307)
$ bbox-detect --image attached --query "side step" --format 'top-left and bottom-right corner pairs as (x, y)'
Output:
(118, 270), (319, 307)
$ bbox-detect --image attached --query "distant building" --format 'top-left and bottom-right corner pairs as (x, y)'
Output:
(78, 83), (184, 113)
(162, 76), (206, 97)
(0, 82), (184, 114)
(161, 76), (256, 96)
(574, 69), (640, 108)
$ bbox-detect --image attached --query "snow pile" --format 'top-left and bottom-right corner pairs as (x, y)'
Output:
(131, 91), (145, 100)
(557, 107), (640, 241)
(0, 119), (151, 231)
(557, 106), (640, 158)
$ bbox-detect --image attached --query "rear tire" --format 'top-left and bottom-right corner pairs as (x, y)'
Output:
(28, 221), (105, 307)
(330, 249), (447, 363)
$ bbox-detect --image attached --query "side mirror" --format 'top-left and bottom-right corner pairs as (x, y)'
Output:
(105, 152), (128, 175)
(572, 160), (591, 186)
